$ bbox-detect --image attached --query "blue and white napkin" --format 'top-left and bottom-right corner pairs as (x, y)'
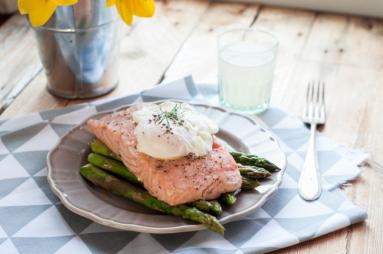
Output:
(0, 77), (367, 254)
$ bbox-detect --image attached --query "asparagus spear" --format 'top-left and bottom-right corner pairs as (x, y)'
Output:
(238, 164), (272, 179)
(219, 192), (237, 206)
(241, 176), (260, 190)
(80, 164), (225, 235)
(191, 200), (222, 216)
(88, 153), (142, 186)
(90, 139), (120, 160)
(230, 151), (280, 172)
(88, 153), (223, 215)
(89, 139), (259, 204)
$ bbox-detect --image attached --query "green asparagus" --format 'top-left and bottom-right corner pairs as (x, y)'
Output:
(219, 192), (237, 206)
(80, 164), (225, 235)
(230, 151), (280, 172)
(241, 176), (260, 190)
(191, 200), (222, 216)
(88, 153), (223, 215)
(238, 164), (272, 179)
(88, 153), (142, 186)
(90, 139), (120, 160)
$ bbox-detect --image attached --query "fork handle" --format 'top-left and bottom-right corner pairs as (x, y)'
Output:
(298, 123), (322, 201)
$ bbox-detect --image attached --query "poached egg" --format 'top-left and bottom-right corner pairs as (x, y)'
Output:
(132, 101), (219, 160)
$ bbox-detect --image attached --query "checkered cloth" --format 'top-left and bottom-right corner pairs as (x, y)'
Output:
(0, 77), (367, 254)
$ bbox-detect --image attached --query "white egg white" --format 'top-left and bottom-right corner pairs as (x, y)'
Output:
(132, 101), (219, 160)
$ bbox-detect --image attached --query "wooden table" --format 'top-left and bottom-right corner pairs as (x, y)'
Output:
(1, 1), (382, 253)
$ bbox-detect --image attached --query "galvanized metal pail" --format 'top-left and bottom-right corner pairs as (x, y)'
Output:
(33, 0), (120, 99)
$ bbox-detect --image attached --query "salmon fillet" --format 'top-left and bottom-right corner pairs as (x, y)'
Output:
(87, 104), (242, 206)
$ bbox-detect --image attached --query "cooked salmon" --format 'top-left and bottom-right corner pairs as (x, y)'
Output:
(87, 104), (242, 206)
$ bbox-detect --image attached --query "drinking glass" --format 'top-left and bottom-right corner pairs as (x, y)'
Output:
(217, 28), (278, 114)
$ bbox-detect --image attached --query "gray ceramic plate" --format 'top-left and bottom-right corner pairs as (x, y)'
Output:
(47, 101), (287, 234)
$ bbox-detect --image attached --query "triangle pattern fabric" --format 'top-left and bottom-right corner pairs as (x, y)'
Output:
(51, 107), (97, 125)
(259, 108), (288, 127)
(272, 115), (305, 130)
(55, 204), (92, 234)
(0, 113), (43, 132)
(40, 104), (87, 120)
(278, 173), (297, 189)
(0, 205), (51, 236)
(11, 151), (48, 176)
(14, 125), (59, 152)
(1, 123), (47, 152)
(55, 236), (92, 254)
(0, 225), (7, 238)
(50, 124), (76, 137)
(240, 219), (299, 249)
(317, 190), (346, 211)
(12, 236), (73, 254)
(33, 168), (47, 177)
(262, 189), (297, 217)
(315, 213), (350, 237)
(0, 154), (7, 162)
(0, 238), (5, 245)
(0, 77), (368, 253)
(273, 128), (309, 150)
(33, 176), (60, 204)
(245, 208), (271, 220)
(224, 219), (271, 247)
(117, 234), (169, 254)
(275, 215), (331, 240)
(285, 164), (302, 183)
(323, 158), (359, 177)
(152, 231), (196, 252)
(80, 231), (138, 254)
(0, 178), (51, 207)
(0, 139), (9, 155)
(14, 206), (75, 237)
(317, 151), (343, 173)
(180, 230), (237, 251)
(0, 155), (30, 180)
(0, 239), (19, 254)
(0, 178), (28, 200)
(80, 223), (122, 235)
(274, 195), (334, 218)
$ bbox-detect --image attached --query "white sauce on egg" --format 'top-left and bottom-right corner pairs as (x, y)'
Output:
(132, 101), (219, 160)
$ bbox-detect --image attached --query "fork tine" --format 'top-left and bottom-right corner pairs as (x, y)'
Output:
(319, 81), (326, 122)
(320, 81), (325, 106)
(313, 80), (319, 119)
(306, 81), (313, 118)
(312, 81), (317, 118)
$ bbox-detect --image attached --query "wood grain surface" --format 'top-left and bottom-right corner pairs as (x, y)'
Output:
(1, 1), (383, 253)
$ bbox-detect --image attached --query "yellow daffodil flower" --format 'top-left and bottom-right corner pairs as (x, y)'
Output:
(106, 0), (156, 25)
(18, 0), (78, 27)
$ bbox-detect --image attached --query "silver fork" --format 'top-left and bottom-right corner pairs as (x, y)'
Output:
(298, 81), (326, 201)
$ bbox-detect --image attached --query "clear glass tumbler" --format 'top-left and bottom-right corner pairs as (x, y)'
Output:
(218, 28), (278, 114)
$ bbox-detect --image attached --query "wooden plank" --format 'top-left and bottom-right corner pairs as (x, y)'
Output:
(270, 13), (383, 254)
(1, 0), (210, 118)
(242, 7), (352, 254)
(104, 0), (210, 96)
(301, 15), (383, 70)
(0, 14), (42, 113)
(164, 2), (260, 83)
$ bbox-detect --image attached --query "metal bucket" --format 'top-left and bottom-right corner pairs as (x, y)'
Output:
(33, 0), (120, 99)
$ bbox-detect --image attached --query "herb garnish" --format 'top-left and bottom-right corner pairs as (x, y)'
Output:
(152, 103), (185, 134)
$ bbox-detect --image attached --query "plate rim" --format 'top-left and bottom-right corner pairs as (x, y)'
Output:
(47, 100), (287, 234)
